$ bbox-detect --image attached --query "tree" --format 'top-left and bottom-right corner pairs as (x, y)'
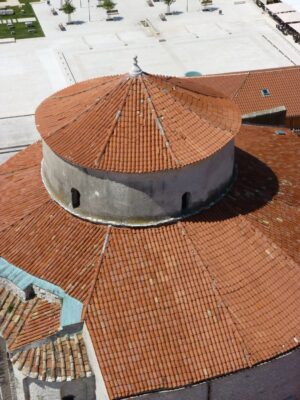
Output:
(164, 0), (175, 14)
(62, 0), (76, 23)
(100, 0), (116, 11)
(201, 0), (213, 6)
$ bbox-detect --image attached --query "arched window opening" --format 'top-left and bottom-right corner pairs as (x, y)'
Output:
(62, 396), (75, 400)
(71, 188), (80, 209)
(182, 192), (191, 212)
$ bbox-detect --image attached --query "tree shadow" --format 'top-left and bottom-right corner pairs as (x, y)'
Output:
(188, 148), (279, 223)
(168, 11), (183, 15)
(202, 6), (219, 12)
(106, 16), (123, 21)
(66, 20), (85, 24)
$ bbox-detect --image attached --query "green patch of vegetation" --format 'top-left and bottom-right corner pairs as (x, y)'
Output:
(0, 2), (34, 19)
(19, 0), (41, 3)
(7, 303), (14, 313)
(0, 20), (43, 39)
(100, 0), (116, 10)
(0, 2), (44, 39)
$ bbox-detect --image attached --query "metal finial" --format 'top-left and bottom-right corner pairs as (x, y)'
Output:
(130, 56), (142, 77)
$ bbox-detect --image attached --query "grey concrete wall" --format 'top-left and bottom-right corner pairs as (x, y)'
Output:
(23, 375), (95, 400)
(13, 367), (26, 400)
(0, 338), (16, 400)
(131, 383), (208, 400)
(211, 348), (300, 400)
(129, 348), (300, 400)
(42, 141), (234, 226)
(61, 377), (96, 400)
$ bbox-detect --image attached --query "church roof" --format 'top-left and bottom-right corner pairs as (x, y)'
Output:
(0, 124), (299, 398)
(35, 72), (240, 173)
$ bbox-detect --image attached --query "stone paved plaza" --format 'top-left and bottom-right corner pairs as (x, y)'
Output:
(0, 0), (300, 162)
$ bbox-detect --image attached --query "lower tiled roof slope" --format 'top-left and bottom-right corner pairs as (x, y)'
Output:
(191, 66), (300, 117)
(12, 333), (92, 382)
(0, 286), (60, 350)
(0, 286), (93, 382)
(0, 124), (299, 398)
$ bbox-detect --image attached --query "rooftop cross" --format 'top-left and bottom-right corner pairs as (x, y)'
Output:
(129, 56), (143, 77)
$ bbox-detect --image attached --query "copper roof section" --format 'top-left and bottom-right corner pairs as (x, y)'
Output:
(35, 73), (240, 173)
(0, 123), (299, 398)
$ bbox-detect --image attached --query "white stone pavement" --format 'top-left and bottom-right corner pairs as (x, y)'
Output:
(0, 0), (300, 161)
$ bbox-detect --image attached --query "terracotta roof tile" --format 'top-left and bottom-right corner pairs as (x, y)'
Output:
(35, 73), (240, 173)
(0, 124), (299, 398)
(0, 286), (60, 350)
(195, 66), (300, 117)
(11, 333), (92, 381)
(0, 286), (92, 382)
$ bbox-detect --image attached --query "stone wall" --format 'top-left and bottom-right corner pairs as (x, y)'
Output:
(129, 348), (300, 400)
(0, 278), (26, 302)
(0, 338), (16, 400)
(42, 140), (235, 226)
(13, 364), (96, 400)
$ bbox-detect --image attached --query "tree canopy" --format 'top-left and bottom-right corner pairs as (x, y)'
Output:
(100, 0), (116, 11)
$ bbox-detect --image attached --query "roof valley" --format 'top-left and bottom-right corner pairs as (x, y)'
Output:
(45, 77), (128, 144)
(81, 225), (111, 321)
(94, 79), (134, 168)
(178, 221), (256, 368)
(140, 75), (181, 167)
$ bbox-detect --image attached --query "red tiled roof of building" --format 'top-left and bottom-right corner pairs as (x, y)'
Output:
(35, 73), (240, 173)
(192, 66), (300, 117)
(11, 333), (92, 382)
(0, 285), (93, 382)
(0, 124), (299, 398)
(0, 286), (60, 350)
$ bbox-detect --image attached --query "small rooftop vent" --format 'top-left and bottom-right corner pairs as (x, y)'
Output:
(261, 88), (271, 97)
(275, 129), (286, 135)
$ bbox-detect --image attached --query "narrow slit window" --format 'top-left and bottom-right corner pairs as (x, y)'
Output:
(182, 192), (191, 212)
(71, 188), (80, 209)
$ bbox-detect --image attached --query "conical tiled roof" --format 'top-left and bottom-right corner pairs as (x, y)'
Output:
(36, 72), (240, 173)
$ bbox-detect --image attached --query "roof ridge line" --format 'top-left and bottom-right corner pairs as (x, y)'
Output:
(40, 78), (127, 144)
(0, 156), (41, 177)
(156, 74), (227, 99)
(94, 79), (133, 168)
(150, 77), (235, 141)
(0, 163), (40, 177)
(52, 76), (121, 100)
(81, 225), (111, 321)
(0, 295), (22, 337)
(0, 198), (52, 235)
(140, 76), (181, 166)
(239, 212), (300, 268)
(232, 72), (250, 99)
(178, 221), (255, 368)
(199, 65), (300, 78)
(9, 298), (39, 349)
(7, 297), (38, 346)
